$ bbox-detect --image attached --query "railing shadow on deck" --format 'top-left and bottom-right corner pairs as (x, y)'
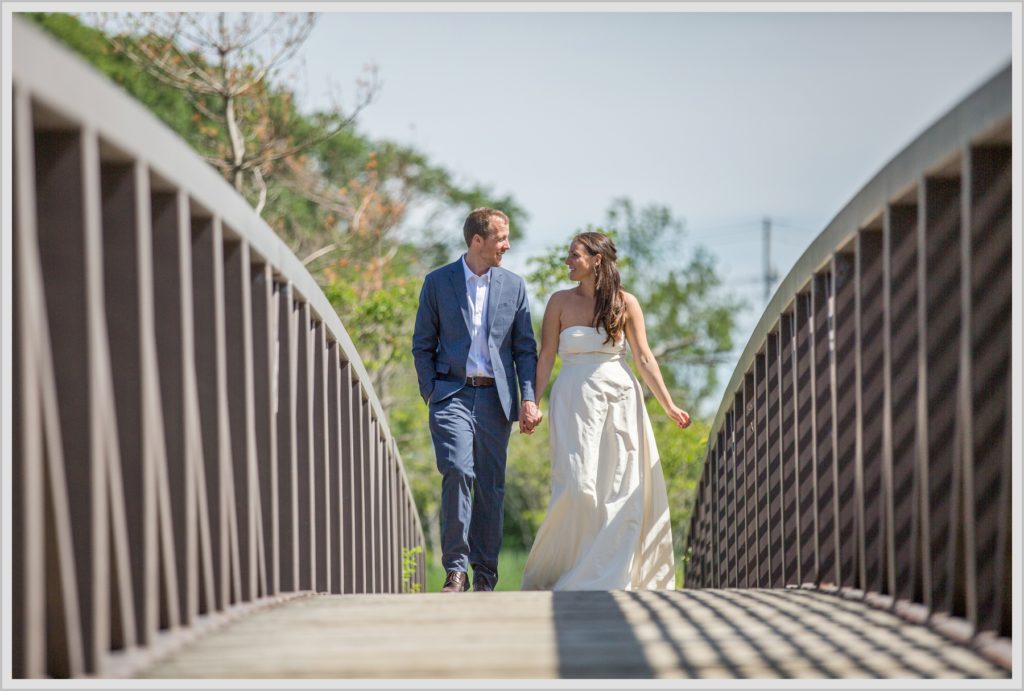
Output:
(684, 62), (1013, 672)
(11, 17), (426, 679)
(551, 590), (1006, 678)
(553, 591), (654, 678)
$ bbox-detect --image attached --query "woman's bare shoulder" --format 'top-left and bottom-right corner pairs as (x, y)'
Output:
(620, 290), (641, 309)
(547, 289), (574, 305)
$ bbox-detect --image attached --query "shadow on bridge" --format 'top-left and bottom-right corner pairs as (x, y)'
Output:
(137, 590), (1007, 678)
(555, 590), (1005, 679)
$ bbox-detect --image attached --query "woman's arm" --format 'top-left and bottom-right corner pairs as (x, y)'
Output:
(524, 292), (563, 433)
(622, 292), (692, 429)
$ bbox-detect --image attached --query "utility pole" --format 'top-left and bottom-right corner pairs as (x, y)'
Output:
(762, 216), (778, 301)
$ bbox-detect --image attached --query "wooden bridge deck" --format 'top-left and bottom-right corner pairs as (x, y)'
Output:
(138, 589), (1008, 679)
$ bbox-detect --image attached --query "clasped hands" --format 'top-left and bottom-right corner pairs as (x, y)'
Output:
(519, 400), (544, 435)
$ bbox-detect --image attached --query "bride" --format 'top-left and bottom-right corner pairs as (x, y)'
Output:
(520, 231), (691, 591)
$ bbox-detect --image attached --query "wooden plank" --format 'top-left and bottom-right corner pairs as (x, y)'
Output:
(885, 203), (920, 603)
(711, 433), (724, 588)
(99, 160), (150, 647)
(14, 89), (86, 678)
(137, 590), (1009, 680)
(919, 176), (961, 617)
(327, 344), (343, 594)
(962, 144), (1012, 636)
(250, 267), (275, 598)
(725, 410), (738, 587)
(338, 363), (355, 594)
(294, 302), (313, 591)
(732, 394), (746, 588)
(779, 312), (799, 586)
(276, 285), (298, 593)
(766, 332), (783, 587)
(794, 291), (815, 586)
(35, 126), (108, 673)
(754, 353), (769, 587)
(857, 229), (886, 596)
(223, 238), (259, 603)
(351, 382), (366, 593)
(743, 373), (757, 588)
(312, 321), (329, 593)
(812, 271), (837, 586)
(833, 252), (858, 589)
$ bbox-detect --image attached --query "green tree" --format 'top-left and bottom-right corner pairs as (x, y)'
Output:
(26, 12), (206, 146)
(92, 12), (378, 215)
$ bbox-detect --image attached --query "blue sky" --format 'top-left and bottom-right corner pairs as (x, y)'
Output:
(292, 8), (1012, 410)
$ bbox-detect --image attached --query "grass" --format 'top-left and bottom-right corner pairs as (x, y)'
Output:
(425, 548), (687, 591)
(425, 546), (530, 592)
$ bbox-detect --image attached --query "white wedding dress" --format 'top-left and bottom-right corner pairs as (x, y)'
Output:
(521, 326), (676, 591)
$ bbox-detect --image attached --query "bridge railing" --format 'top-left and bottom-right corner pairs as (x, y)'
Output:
(685, 64), (1012, 662)
(12, 17), (426, 678)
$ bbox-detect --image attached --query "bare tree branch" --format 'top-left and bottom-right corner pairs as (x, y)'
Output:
(229, 14), (283, 53)
(252, 166), (268, 215)
(244, 94), (375, 168)
(650, 336), (699, 360)
(94, 11), (377, 219)
(236, 16), (315, 97)
(182, 89), (224, 123)
(302, 243), (337, 266)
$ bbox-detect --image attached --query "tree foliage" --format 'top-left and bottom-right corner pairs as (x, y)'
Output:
(26, 12), (206, 146)
(93, 12), (377, 215)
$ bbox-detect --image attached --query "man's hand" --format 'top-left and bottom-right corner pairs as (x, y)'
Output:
(519, 400), (544, 434)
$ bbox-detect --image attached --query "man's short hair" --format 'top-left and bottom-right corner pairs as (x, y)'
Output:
(463, 208), (509, 246)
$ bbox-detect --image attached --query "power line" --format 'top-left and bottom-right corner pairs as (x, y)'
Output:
(687, 219), (763, 236)
(701, 237), (808, 251)
(770, 219), (818, 235)
(689, 217), (817, 238)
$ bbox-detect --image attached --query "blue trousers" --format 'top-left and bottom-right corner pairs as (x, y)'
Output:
(429, 385), (512, 589)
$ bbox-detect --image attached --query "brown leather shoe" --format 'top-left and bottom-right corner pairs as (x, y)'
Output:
(473, 579), (494, 592)
(441, 571), (469, 592)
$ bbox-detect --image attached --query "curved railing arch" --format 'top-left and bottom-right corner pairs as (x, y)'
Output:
(685, 64), (1012, 665)
(12, 17), (425, 678)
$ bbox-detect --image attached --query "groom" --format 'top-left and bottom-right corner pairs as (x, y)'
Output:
(412, 208), (541, 592)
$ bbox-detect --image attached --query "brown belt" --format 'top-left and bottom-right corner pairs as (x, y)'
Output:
(465, 376), (496, 387)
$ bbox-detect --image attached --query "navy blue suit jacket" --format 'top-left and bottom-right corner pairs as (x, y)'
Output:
(412, 259), (538, 422)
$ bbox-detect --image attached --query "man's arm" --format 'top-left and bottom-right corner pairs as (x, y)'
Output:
(510, 278), (540, 429)
(411, 275), (439, 404)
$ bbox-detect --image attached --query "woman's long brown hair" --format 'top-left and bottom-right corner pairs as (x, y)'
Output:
(574, 231), (626, 345)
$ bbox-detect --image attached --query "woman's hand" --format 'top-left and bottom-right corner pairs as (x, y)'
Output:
(519, 401), (544, 434)
(667, 405), (691, 429)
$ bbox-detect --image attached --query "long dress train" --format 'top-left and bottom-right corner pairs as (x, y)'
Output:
(521, 325), (675, 591)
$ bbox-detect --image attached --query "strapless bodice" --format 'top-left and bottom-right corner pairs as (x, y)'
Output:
(558, 325), (625, 362)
